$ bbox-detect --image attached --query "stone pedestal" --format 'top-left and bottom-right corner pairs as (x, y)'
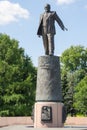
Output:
(36, 56), (62, 102)
(34, 56), (65, 128)
(34, 102), (64, 128)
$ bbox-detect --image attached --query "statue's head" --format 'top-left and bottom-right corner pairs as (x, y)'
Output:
(44, 4), (51, 12)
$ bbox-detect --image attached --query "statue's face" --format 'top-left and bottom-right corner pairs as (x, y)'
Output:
(44, 5), (50, 12)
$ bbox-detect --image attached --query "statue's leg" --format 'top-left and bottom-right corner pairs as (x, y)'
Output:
(42, 34), (49, 55)
(47, 34), (54, 55)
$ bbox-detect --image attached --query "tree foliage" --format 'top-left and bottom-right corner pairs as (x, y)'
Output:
(74, 76), (87, 116)
(0, 33), (37, 116)
(61, 45), (87, 72)
(61, 45), (87, 116)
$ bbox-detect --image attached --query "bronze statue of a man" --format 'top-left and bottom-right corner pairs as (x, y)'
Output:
(37, 4), (67, 55)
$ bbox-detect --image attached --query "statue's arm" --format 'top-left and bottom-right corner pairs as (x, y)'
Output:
(54, 12), (67, 31)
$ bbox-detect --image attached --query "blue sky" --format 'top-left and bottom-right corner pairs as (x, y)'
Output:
(0, 0), (87, 66)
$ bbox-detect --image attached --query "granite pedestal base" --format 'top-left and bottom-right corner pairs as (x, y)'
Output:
(34, 102), (64, 128)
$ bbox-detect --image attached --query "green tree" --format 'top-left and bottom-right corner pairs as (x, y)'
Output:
(61, 45), (87, 116)
(61, 70), (68, 105)
(0, 33), (37, 116)
(61, 45), (87, 72)
(74, 76), (87, 116)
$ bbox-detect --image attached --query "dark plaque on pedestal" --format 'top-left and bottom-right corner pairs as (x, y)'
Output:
(41, 106), (52, 122)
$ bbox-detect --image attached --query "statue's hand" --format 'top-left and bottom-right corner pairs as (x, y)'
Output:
(64, 27), (68, 31)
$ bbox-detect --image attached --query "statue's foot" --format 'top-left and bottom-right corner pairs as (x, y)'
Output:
(49, 54), (53, 56)
(49, 52), (54, 56)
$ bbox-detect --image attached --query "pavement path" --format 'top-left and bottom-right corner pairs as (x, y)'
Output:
(0, 125), (87, 130)
(0, 125), (32, 130)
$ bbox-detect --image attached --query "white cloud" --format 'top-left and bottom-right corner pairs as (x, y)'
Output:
(0, 0), (29, 25)
(57, 0), (75, 5)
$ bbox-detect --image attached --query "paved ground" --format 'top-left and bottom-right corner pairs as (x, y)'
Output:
(0, 125), (87, 130)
